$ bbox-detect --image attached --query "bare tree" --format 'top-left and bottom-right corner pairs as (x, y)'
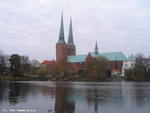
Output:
(30, 59), (40, 68)
(0, 55), (9, 76)
(30, 59), (40, 75)
(20, 55), (30, 76)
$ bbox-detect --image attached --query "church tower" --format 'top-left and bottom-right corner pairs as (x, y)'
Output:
(67, 18), (76, 56)
(94, 41), (99, 55)
(56, 14), (68, 62)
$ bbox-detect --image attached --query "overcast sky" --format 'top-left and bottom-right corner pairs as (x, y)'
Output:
(0, 0), (150, 62)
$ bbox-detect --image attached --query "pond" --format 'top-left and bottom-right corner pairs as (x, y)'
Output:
(0, 81), (150, 113)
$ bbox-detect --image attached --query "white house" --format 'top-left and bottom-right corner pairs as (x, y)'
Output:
(122, 56), (135, 77)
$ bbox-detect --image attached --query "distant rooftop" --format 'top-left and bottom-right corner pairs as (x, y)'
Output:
(126, 55), (135, 61)
(41, 60), (55, 65)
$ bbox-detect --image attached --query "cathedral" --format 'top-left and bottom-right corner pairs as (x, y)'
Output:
(54, 14), (127, 75)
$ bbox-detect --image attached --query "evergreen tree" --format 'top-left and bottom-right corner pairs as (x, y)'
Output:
(9, 54), (21, 77)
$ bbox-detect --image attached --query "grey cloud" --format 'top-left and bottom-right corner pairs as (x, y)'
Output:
(0, 0), (150, 61)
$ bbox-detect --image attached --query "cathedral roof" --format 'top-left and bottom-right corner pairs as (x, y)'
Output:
(68, 55), (87, 63)
(67, 51), (127, 63)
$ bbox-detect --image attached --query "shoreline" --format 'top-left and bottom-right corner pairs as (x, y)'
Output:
(0, 76), (150, 82)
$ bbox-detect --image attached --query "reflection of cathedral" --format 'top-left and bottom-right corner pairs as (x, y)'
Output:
(55, 84), (75, 113)
(56, 14), (127, 74)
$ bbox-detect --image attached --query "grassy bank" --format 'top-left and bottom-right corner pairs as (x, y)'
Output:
(0, 75), (117, 82)
(0, 76), (43, 81)
(0, 75), (128, 82)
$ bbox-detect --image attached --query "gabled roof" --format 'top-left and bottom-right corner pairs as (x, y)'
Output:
(67, 51), (127, 63)
(99, 52), (127, 61)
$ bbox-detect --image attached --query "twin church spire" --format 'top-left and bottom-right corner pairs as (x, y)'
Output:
(58, 14), (74, 45)
(68, 18), (74, 45)
(58, 14), (98, 55)
(58, 14), (65, 43)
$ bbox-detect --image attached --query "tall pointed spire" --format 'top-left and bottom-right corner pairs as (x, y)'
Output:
(58, 13), (65, 43)
(68, 18), (74, 45)
(95, 41), (99, 55)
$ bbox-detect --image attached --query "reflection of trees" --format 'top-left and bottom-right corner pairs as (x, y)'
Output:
(0, 82), (36, 105)
(85, 88), (100, 113)
(40, 85), (55, 98)
(132, 85), (150, 107)
(0, 81), (56, 106)
(85, 85), (125, 113)
(94, 88), (98, 113)
(84, 83), (150, 112)
(0, 82), (6, 105)
(55, 84), (75, 113)
(9, 83), (21, 104)
(8, 82), (35, 104)
(121, 82), (150, 107)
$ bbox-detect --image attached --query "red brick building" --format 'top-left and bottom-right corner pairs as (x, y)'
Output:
(40, 60), (55, 69)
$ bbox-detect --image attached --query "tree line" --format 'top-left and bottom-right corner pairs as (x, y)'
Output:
(2, 51), (149, 81)
(37, 54), (111, 80)
(125, 53), (150, 80)
(0, 53), (40, 77)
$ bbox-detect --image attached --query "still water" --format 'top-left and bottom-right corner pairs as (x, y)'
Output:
(0, 81), (150, 113)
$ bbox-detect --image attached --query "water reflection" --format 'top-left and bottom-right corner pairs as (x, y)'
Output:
(121, 82), (150, 107)
(0, 82), (36, 105)
(0, 81), (150, 113)
(0, 82), (20, 104)
(55, 84), (75, 113)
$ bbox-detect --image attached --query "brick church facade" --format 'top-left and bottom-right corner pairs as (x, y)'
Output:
(56, 14), (127, 74)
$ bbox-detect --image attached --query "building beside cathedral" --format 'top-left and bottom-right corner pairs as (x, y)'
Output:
(56, 14), (127, 75)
